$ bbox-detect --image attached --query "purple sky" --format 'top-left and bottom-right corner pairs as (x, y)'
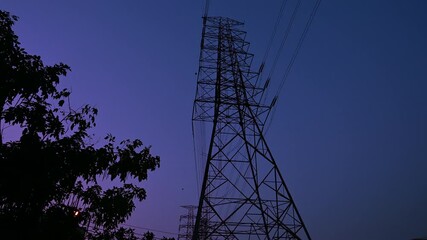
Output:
(2, 0), (427, 239)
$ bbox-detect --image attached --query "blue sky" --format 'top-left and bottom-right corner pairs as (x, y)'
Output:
(2, 1), (427, 239)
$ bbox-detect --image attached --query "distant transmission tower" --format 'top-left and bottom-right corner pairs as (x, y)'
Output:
(178, 205), (197, 240)
(191, 17), (311, 240)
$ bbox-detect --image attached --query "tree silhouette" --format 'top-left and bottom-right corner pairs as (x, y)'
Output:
(0, 10), (160, 239)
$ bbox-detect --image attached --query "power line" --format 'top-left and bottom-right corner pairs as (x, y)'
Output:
(266, 0), (322, 133)
(276, 0), (322, 96)
(266, 0), (301, 82)
(260, 0), (289, 70)
(192, 123), (200, 198)
(260, 0), (301, 107)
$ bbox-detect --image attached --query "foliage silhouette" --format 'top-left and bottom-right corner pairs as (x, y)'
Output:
(141, 231), (175, 240)
(0, 10), (161, 239)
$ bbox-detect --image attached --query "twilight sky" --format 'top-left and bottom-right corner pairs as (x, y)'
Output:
(2, 1), (427, 239)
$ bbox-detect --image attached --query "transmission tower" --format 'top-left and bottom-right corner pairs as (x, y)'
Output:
(178, 205), (197, 240)
(191, 17), (311, 240)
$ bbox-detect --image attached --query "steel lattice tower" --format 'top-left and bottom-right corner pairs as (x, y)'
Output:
(178, 205), (197, 240)
(191, 17), (311, 240)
